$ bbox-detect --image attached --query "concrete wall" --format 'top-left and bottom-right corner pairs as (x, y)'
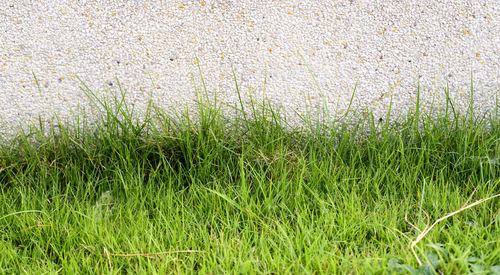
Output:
(1, 0), (498, 138)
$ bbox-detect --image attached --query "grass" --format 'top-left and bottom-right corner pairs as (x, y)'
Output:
(0, 71), (499, 274)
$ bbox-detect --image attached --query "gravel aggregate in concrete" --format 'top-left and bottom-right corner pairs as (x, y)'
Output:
(0, 0), (499, 142)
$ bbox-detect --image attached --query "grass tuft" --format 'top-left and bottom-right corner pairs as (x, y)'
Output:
(0, 74), (498, 273)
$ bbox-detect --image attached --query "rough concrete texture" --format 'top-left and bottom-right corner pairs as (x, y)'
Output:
(0, 1), (499, 140)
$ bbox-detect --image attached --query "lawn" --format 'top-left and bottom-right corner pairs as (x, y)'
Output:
(0, 74), (499, 274)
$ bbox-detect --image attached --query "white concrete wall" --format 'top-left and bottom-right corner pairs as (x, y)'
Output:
(1, 1), (498, 138)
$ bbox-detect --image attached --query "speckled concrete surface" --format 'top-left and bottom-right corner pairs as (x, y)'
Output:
(0, 1), (499, 141)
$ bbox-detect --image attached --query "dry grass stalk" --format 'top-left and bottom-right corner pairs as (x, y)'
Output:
(103, 248), (203, 259)
(21, 222), (56, 232)
(407, 192), (500, 265)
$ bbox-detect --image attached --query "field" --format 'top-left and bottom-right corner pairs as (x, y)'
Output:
(0, 74), (499, 274)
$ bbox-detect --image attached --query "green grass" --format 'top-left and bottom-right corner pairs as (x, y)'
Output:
(0, 72), (499, 274)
